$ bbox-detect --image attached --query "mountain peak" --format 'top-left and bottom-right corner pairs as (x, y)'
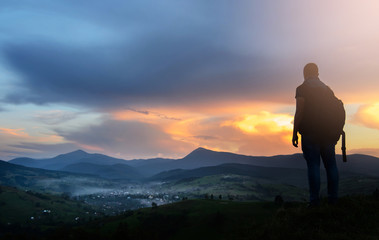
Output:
(70, 149), (88, 154)
(193, 147), (209, 152)
(54, 149), (89, 159)
(184, 147), (217, 158)
(192, 147), (212, 153)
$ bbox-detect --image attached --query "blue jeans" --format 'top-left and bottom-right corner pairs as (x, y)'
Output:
(301, 135), (339, 204)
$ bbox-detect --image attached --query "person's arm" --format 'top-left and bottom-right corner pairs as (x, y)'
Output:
(292, 97), (305, 147)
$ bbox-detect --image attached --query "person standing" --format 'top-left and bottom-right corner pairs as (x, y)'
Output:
(292, 63), (340, 206)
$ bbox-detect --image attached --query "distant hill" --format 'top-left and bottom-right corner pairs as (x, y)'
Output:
(0, 160), (118, 195)
(128, 148), (307, 176)
(8, 147), (379, 178)
(126, 158), (176, 176)
(337, 154), (379, 177)
(61, 162), (144, 180)
(0, 185), (98, 226)
(132, 148), (379, 177)
(150, 163), (310, 188)
(10, 150), (128, 170)
(150, 162), (368, 188)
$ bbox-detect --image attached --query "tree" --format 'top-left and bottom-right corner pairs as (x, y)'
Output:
(274, 195), (284, 206)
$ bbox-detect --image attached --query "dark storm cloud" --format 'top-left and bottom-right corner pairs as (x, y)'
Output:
(2, 40), (277, 108)
(1, 1), (295, 109)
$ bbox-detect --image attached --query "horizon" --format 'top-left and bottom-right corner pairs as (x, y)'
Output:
(4, 146), (376, 162)
(1, 1), (379, 160)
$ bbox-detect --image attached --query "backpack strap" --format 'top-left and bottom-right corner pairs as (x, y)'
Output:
(341, 131), (347, 162)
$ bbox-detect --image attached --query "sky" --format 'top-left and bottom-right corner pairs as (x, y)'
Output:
(1, 0), (379, 160)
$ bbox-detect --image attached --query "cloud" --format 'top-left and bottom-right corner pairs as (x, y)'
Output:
(0, 127), (76, 159)
(56, 119), (195, 159)
(352, 103), (379, 130)
(1, 1), (297, 110)
(193, 135), (219, 141)
(2, 40), (282, 108)
(164, 112), (296, 156)
(34, 110), (80, 125)
(6, 142), (79, 158)
(0, 128), (29, 138)
(223, 111), (293, 134)
(114, 108), (182, 121)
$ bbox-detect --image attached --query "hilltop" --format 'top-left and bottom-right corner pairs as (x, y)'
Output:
(0, 185), (100, 228)
(2, 193), (379, 240)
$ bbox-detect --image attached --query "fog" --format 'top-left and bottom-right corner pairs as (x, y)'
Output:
(35, 177), (184, 215)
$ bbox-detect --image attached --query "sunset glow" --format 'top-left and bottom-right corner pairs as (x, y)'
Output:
(1, 1), (379, 160)
(0, 128), (29, 138)
(353, 103), (379, 130)
(230, 112), (293, 134)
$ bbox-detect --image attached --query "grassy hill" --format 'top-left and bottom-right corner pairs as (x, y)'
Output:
(150, 163), (310, 186)
(0, 185), (100, 228)
(0, 160), (119, 196)
(2, 184), (379, 240)
(151, 170), (379, 203)
(155, 174), (308, 201)
(5, 194), (376, 240)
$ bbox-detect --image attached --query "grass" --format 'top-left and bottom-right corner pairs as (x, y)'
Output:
(158, 174), (308, 201)
(265, 195), (379, 240)
(0, 185), (99, 228)
(21, 193), (378, 240)
(2, 180), (379, 240)
(67, 199), (279, 240)
(2, 192), (379, 240)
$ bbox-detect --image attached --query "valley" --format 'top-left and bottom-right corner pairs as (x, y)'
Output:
(2, 147), (379, 221)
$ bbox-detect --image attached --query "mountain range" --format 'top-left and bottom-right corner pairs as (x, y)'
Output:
(8, 147), (379, 179)
(0, 159), (116, 194)
(2, 147), (379, 198)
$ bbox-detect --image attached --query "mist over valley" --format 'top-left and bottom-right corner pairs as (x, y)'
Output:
(2, 148), (379, 216)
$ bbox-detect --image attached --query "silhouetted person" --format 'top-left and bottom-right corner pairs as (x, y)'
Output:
(292, 63), (339, 206)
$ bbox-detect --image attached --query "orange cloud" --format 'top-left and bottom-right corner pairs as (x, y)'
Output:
(224, 111), (293, 134)
(107, 104), (298, 157)
(77, 144), (105, 152)
(160, 111), (296, 156)
(0, 127), (71, 160)
(0, 128), (29, 138)
(352, 103), (379, 130)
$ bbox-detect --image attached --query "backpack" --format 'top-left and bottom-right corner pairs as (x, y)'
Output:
(298, 80), (347, 162)
(316, 86), (346, 144)
(318, 87), (347, 162)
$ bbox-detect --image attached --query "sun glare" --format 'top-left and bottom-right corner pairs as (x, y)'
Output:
(231, 111), (293, 134)
(361, 103), (379, 123)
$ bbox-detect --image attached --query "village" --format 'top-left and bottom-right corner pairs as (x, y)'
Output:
(76, 188), (183, 215)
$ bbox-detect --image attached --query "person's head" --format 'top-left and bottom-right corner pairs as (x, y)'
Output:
(303, 63), (319, 79)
